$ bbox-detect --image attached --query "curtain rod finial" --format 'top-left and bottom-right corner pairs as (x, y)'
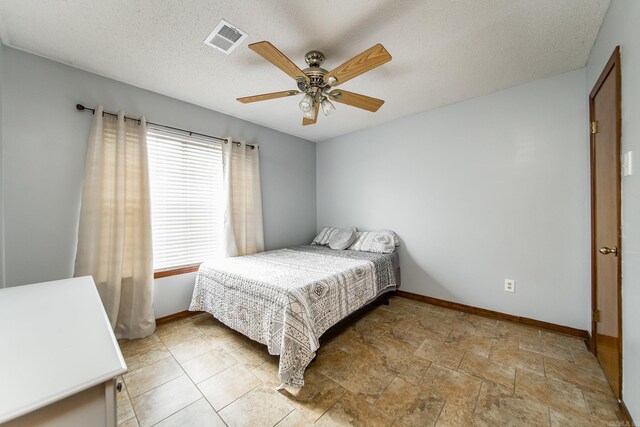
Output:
(76, 104), (85, 111)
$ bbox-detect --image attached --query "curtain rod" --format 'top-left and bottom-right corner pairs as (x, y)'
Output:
(75, 104), (256, 149)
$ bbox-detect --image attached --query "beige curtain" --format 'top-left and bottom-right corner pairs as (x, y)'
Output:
(222, 138), (264, 257)
(75, 106), (155, 339)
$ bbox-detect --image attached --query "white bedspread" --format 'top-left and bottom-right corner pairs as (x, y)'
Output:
(189, 245), (396, 387)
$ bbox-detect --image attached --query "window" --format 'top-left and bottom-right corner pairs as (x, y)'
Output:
(147, 125), (223, 276)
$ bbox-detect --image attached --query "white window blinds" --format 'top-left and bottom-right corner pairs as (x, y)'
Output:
(147, 125), (223, 271)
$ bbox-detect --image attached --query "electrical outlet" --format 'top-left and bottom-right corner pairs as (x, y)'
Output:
(504, 279), (515, 293)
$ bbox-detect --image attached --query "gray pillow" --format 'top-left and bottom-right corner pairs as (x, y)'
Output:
(311, 226), (357, 246)
(348, 231), (396, 254)
(329, 229), (357, 250)
(382, 230), (400, 246)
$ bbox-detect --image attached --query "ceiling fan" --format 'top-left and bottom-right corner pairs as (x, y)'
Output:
(237, 41), (392, 126)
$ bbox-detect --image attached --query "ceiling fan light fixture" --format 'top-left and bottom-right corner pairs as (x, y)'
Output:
(320, 97), (336, 116)
(299, 93), (314, 112)
(303, 105), (316, 119)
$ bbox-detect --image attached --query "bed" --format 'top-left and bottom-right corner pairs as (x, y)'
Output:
(189, 244), (399, 387)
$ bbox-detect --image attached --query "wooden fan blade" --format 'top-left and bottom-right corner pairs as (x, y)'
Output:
(249, 41), (309, 83)
(329, 90), (384, 112)
(237, 90), (299, 104)
(302, 102), (319, 126)
(323, 44), (391, 86)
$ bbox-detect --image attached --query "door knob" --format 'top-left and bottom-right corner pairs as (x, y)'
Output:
(599, 246), (618, 256)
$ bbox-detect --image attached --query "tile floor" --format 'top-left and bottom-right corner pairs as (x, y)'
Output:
(116, 296), (627, 427)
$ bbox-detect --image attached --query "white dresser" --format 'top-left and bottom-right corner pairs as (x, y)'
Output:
(0, 276), (127, 427)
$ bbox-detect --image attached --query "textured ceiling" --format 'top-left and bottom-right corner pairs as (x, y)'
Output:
(0, 0), (609, 142)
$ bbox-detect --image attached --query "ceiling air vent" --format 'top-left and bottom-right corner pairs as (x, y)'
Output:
(204, 20), (248, 54)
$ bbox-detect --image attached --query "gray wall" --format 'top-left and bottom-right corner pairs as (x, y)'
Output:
(0, 41), (4, 288)
(317, 68), (590, 330)
(586, 0), (640, 419)
(0, 47), (316, 315)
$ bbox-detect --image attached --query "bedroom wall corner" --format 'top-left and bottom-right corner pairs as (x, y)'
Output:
(0, 40), (5, 289)
(586, 0), (640, 420)
(317, 67), (590, 332)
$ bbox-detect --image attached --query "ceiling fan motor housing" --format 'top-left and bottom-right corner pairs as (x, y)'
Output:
(304, 50), (324, 67)
(303, 67), (329, 89)
(303, 51), (330, 91)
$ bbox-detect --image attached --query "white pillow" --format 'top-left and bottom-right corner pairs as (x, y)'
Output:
(348, 231), (396, 254)
(311, 226), (357, 246)
(329, 229), (357, 250)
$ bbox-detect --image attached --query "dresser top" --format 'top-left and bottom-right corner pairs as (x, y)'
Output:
(0, 276), (127, 423)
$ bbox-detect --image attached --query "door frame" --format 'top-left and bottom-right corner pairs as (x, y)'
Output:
(589, 46), (622, 398)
